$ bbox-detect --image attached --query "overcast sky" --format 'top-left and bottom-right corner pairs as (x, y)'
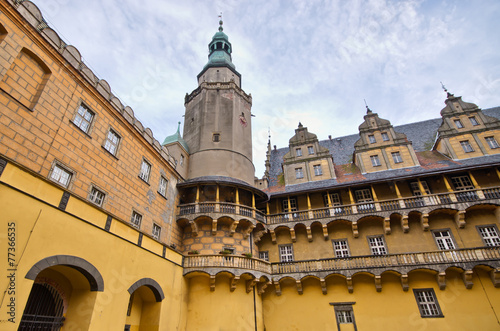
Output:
(33, 0), (500, 177)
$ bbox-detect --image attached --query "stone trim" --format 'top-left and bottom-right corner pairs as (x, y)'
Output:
(127, 278), (164, 302)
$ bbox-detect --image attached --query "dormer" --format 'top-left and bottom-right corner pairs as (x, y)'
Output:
(434, 92), (500, 159)
(282, 123), (336, 185)
(353, 107), (419, 174)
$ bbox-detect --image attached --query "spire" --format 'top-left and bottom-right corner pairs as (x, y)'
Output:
(440, 81), (454, 99)
(218, 12), (223, 32)
(364, 99), (372, 114)
(203, 17), (235, 70)
(162, 121), (189, 153)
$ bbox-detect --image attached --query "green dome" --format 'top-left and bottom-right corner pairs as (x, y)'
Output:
(203, 20), (235, 70)
(162, 122), (189, 153)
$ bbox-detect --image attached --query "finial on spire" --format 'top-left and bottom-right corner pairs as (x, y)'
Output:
(440, 81), (447, 93)
(218, 12), (223, 32)
(364, 99), (372, 114)
(440, 82), (454, 98)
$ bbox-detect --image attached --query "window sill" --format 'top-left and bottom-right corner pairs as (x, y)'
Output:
(70, 120), (93, 139)
(138, 176), (150, 185)
(101, 145), (120, 160)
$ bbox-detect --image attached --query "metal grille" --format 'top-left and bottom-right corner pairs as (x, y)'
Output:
(19, 283), (65, 330)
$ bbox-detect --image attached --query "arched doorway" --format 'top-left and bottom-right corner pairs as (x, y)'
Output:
(18, 282), (65, 330)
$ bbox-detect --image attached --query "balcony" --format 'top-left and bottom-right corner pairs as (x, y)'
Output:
(178, 202), (266, 222)
(183, 254), (272, 276)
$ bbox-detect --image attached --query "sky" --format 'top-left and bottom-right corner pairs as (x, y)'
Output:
(32, 0), (500, 177)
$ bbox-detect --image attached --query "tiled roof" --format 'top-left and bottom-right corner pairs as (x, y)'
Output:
(267, 107), (500, 194)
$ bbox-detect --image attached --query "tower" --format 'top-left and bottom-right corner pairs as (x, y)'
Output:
(183, 19), (254, 184)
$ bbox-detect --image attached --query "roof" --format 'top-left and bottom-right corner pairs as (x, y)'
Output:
(162, 122), (189, 153)
(267, 106), (500, 193)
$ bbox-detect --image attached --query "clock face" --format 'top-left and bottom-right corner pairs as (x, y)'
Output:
(239, 115), (247, 127)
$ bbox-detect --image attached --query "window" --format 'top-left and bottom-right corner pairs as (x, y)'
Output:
(370, 155), (381, 167)
(454, 119), (464, 129)
(279, 244), (294, 262)
(73, 104), (94, 133)
(296, 148), (302, 157)
(50, 163), (72, 187)
(451, 175), (474, 190)
(139, 159), (151, 182)
(332, 303), (356, 327)
(433, 230), (456, 250)
(323, 192), (341, 206)
(282, 198), (297, 212)
(413, 289), (443, 317)
(354, 189), (373, 203)
(158, 176), (168, 197)
(336, 310), (353, 324)
(180, 154), (185, 166)
(460, 140), (474, 153)
(391, 151), (403, 163)
(332, 239), (350, 257)
(89, 186), (105, 206)
(478, 226), (500, 246)
(485, 136), (500, 149)
(103, 128), (120, 155)
(469, 116), (479, 126)
(259, 251), (269, 261)
(212, 133), (220, 142)
(368, 236), (387, 255)
(295, 168), (304, 179)
(368, 135), (376, 143)
(131, 211), (142, 229)
(313, 164), (322, 176)
(152, 224), (161, 240)
(381, 132), (389, 141)
(307, 146), (314, 154)
(410, 181), (431, 196)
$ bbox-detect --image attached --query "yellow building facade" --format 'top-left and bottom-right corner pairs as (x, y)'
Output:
(0, 1), (500, 330)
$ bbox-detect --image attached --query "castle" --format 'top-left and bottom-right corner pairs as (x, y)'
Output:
(1, 1), (499, 330)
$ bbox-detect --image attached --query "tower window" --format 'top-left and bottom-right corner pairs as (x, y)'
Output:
(391, 151), (403, 164)
(307, 146), (314, 154)
(296, 148), (302, 157)
(313, 164), (322, 176)
(213, 133), (220, 142)
(295, 168), (304, 179)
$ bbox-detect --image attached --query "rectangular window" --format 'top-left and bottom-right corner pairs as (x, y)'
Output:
(139, 159), (151, 182)
(454, 119), (464, 128)
(259, 251), (269, 261)
(391, 151), (403, 163)
(279, 244), (294, 262)
(368, 135), (376, 143)
(433, 230), (456, 250)
(323, 192), (341, 206)
(180, 154), (185, 166)
(336, 310), (353, 324)
(410, 181), (431, 196)
(50, 163), (72, 188)
(307, 146), (314, 154)
(460, 140), (474, 153)
(332, 239), (350, 257)
(414, 289), (443, 317)
(451, 175), (474, 190)
(368, 236), (387, 255)
(332, 303), (356, 327)
(295, 168), (304, 179)
(469, 116), (479, 126)
(485, 136), (500, 149)
(89, 186), (105, 206)
(296, 148), (302, 157)
(370, 155), (381, 167)
(152, 223), (161, 240)
(313, 164), (323, 176)
(355, 189), (373, 203)
(103, 128), (120, 155)
(213, 133), (220, 142)
(131, 211), (142, 229)
(282, 198), (297, 212)
(381, 132), (389, 141)
(73, 103), (94, 133)
(478, 226), (500, 246)
(158, 176), (168, 197)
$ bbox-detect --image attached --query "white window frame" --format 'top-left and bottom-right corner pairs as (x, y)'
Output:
(259, 251), (269, 261)
(413, 289), (443, 317)
(158, 176), (168, 197)
(313, 164), (322, 176)
(332, 303), (356, 327)
(477, 225), (500, 247)
(469, 116), (479, 126)
(73, 103), (94, 133)
(391, 151), (403, 164)
(103, 128), (120, 155)
(152, 223), (161, 240)
(485, 136), (500, 149)
(368, 236), (387, 255)
(49, 162), (73, 188)
(381, 132), (389, 141)
(332, 239), (350, 258)
(454, 119), (464, 129)
(89, 186), (105, 206)
(432, 229), (456, 250)
(131, 211), (142, 229)
(295, 167), (304, 179)
(307, 146), (314, 155)
(460, 140), (474, 153)
(296, 148), (302, 157)
(370, 155), (381, 167)
(279, 244), (294, 262)
(139, 159), (152, 182)
(368, 135), (376, 143)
